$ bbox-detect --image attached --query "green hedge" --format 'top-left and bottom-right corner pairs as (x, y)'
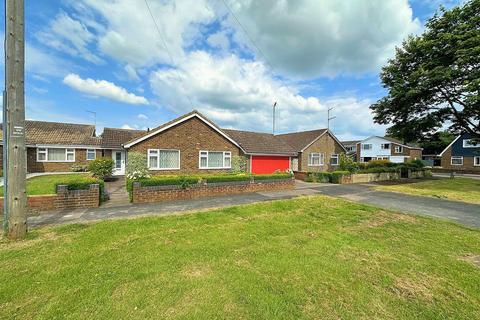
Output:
(203, 174), (252, 183)
(331, 171), (350, 184)
(305, 172), (332, 183)
(357, 167), (399, 174)
(55, 177), (105, 202)
(253, 173), (292, 181)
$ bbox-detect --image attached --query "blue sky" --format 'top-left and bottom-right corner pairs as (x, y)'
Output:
(0, 0), (463, 140)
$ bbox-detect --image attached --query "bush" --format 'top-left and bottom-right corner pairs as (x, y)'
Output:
(88, 157), (114, 180)
(331, 171), (350, 184)
(253, 173), (292, 181)
(406, 159), (425, 169)
(339, 154), (358, 173)
(70, 164), (88, 172)
(203, 174), (251, 183)
(366, 159), (394, 168)
(55, 176), (105, 202)
(306, 172), (332, 183)
(126, 152), (151, 180)
(357, 167), (398, 174)
(230, 156), (248, 174)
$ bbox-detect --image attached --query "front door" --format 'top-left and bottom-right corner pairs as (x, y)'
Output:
(113, 151), (125, 176)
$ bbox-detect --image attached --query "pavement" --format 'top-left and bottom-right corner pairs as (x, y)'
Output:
(27, 179), (480, 229)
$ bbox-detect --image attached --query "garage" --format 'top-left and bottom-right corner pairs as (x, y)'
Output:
(251, 155), (290, 174)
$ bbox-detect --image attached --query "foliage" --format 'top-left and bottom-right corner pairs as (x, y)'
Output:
(88, 157), (114, 180)
(417, 131), (456, 155)
(357, 167), (398, 174)
(203, 174), (251, 183)
(253, 173), (293, 181)
(371, 0), (480, 141)
(139, 176), (200, 188)
(366, 160), (395, 169)
(406, 159), (425, 169)
(305, 172), (332, 183)
(330, 171), (350, 184)
(230, 156), (248, 174)
(339, 153), (358, 173)
(70, 164), (88, 172)
(126, 152), (151, 180)
(55, 177), (105, 202)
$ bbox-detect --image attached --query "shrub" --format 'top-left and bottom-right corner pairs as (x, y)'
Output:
(357, 167), (398, 174)
(230, 156), (248, 174)
(139, 176), (200, 188)
(406, 159), (425, 169)
(366, 159), (393, 168)
(126, 152), (151, 180)
(330, 171), (350, 184)
(203, 174), (251, 183)
(306, 172), (331, 183)
(88, 157), (114, 180)
(339, 154), (358, 173)
(253, 173), (292, 181)
(70, 164), (88, 172)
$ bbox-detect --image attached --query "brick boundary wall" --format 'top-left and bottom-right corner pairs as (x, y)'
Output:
(294, 171), (308, 181)
(0, 184), (100, 215)
(132, 178), (295, 203)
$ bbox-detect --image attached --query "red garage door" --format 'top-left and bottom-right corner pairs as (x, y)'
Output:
(251, 155), (290, 174)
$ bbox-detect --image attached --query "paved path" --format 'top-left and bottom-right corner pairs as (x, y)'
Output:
(27, 180), (480, 229)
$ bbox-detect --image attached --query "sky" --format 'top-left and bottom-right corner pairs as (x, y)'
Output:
(0, 0), (464, 140)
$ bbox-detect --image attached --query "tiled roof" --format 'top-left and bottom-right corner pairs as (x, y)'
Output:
(341, 140), (361, 146)
(0, 120), (101, 146)
(101, 127), (146, 148)
(276, 129), (328, 152)
(222, 129), (297, 156)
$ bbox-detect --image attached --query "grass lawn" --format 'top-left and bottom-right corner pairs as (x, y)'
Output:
(1, 196), (480, 319)
(374, 177), (480, 204)
(0, 173), (95, 197)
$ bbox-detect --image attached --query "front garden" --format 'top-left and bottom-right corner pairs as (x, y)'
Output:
(1, 195), (479, 319)
(303, 156), (430, 184)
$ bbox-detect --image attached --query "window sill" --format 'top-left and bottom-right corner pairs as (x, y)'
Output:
(199, 167), (231, 170)
(37, 160), (76, 163)
(149, 168), (181, 171)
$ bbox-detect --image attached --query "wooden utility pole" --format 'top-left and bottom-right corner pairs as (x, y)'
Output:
(4, 0), (27, 239)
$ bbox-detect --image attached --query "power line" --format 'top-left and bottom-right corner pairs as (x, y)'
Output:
(143, 0), (195, 109)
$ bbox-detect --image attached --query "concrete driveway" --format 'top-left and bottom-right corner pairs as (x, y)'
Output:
(27, 180), (480, 229)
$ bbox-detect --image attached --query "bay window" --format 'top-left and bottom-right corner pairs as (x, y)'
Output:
(148, 149), (180, 170)
(36, 148), (75, 162)
(308, 153), (324, 166)
(199, 151), (231, 169)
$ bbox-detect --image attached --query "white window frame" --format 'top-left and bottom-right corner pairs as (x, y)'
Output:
(474, 156), (480, 167)
(463, 139), (479, 148)
(451, 156), (463, 166)
(86, 149), (96, 161)
(330, 154), (339, 166)
(380, 143), (390, 150)
(395, 146), (403, 153)
(308, 153), (324, 166)
(198, 150), (232, 169)
(147, 149), (180, 170)
(362, 144), (372, 150)
(36, 147), (75, 163)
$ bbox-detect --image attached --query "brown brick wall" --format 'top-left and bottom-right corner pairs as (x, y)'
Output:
(440, 147), (480, 172)
(132, 179), (294, 203)
(299, 132), (345, 172)
(128, 117), (241, 175)
(27, 147), (102, 173)
(0, 184), (99, 215)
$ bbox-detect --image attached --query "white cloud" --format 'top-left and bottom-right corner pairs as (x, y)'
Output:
(26, 44), (71, 78)
(37, 11), (103, 64)
(222, 0), (421, 77)
(149, 51), (385, 137)
(63, 73), (149, 105)
(121, 124), (134, 130)
(137, 114), (148, 120)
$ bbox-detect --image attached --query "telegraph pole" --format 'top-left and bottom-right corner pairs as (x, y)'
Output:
(4, 0), (27, 239)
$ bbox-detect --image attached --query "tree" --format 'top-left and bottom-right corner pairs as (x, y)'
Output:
(371, 0), (480, 142)
(418, 131), (455, 155)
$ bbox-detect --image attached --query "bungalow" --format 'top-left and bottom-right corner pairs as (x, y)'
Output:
(1, 110), (346, 175)
(439, 133), (480, 172)
(356, 136), (422, 163)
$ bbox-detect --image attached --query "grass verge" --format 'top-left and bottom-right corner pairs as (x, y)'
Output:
(1, 195), (479, 319)
(374, 177), (480, 204)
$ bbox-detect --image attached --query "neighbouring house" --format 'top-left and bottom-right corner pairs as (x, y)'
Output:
(439, 133), (480, 172)
(356, 136), (422, 163)
(0, 110), (347, 175)
(341, 140), (361, 161)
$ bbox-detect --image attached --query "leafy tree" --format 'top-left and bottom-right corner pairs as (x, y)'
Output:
(338, 153), (358, 173)
(418, 131), (455, 154)
(371, 0), (480, 142)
